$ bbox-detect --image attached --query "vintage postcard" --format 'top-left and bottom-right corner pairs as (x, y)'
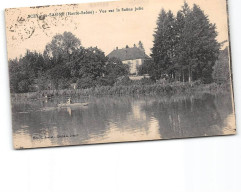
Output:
(5, 0), (236, 149)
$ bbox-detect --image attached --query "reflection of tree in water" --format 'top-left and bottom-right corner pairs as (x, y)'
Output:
(12, 93), (234, 147)
(142, 93), (233, 139)
(213, 93), (233, 121)
(13, 96), (135, 146)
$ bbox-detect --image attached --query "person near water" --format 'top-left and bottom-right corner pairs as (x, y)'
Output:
(67, 98), (72, 104)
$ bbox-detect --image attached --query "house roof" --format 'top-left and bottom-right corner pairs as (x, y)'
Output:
(107, 47), (149, 61)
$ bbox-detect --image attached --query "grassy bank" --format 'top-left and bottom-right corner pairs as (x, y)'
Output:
(11, 82), (231, 101)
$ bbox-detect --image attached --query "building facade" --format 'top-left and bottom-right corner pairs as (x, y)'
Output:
(107, 46), (149, 75)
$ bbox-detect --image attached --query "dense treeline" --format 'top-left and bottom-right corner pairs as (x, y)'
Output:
(139, 2), (222, 84)
(9, 2), (230, 94)
(9, 32), (129, 93)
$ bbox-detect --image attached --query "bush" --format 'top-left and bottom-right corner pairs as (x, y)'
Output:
(114, 76), (132, 86)
(18, 80), (31, 93)
(139, 78), (155, 85)
(156, 78), (168, 85)
(77, 77), (96, 89)
(58, 79), (71, 89)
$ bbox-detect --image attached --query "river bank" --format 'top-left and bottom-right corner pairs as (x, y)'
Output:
(11, 82), (231, 102)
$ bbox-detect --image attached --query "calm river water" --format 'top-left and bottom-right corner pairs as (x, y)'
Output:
(12, 93), (236, 149)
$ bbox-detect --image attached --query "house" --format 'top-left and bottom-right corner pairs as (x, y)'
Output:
(107, 45), (149, 75)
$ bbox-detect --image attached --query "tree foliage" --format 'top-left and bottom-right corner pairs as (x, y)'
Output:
(77, 47), (107, 89)
(9, 51), (45, 93)
(101, 57), (129, 86)
(9, 32), (129, 93)
(8, 2), (225, 94)
(212, 47), (230, 84)
(151, 9), (176, 80)
(151, 2), (220, 83)
(137, 59), (155, 76)
(44, 32), (82, 65)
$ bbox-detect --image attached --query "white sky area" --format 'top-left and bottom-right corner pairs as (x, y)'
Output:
(5, 0), (229, 60)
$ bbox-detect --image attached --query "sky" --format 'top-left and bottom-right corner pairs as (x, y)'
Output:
(5, 0), (230, 60)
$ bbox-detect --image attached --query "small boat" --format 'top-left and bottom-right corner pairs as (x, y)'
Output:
(57, 102), (89, 108)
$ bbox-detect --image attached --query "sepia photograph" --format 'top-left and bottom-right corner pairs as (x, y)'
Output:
(5, 0), (236, 149)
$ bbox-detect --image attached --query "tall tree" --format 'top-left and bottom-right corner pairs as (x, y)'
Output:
(151, 9), (176, 80)
(151, 2), (220, 83)
(185, 4), (220, 83)
(212, 47), (230, 84)
(44, 32), (82, 66)
(43, 32), (83, 87)
(172, 7), (188, 82)
(77, 47), (107, 89)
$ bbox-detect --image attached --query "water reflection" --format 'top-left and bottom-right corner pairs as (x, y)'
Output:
(12, 93), (236, 149)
